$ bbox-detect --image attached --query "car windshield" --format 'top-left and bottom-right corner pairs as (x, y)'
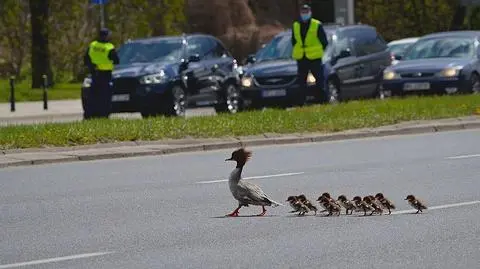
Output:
(388, 43), (414, 56)
(255, 30), (335, 62)
(403, 37), (476, 60)
(117, 39), (184, 64)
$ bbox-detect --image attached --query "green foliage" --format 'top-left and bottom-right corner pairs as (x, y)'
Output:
(0, 94), (478, 149)
(0, 79), (81, 102)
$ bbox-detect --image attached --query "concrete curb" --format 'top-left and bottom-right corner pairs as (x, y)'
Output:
(0, 117), (479, 169)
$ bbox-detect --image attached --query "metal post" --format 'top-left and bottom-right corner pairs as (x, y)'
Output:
(9, 76), (15, 112)
(347, 0), (355, 24)
(42, 74), (48, 110)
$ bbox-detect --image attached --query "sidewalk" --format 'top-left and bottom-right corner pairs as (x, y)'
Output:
(0, 99), (83, 119)
(1, 115), (479, 169)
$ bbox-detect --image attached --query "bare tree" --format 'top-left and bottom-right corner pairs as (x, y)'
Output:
(29, 0), (53, 87)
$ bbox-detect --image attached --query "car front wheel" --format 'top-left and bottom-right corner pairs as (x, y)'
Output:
(163, 85), (186, 117)
(215, 83), (242, 114)
(328, 79), (342, 104)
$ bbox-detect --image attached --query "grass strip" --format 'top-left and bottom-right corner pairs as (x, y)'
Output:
(0, 94), (479, 150)
(0, 79), (81, 103)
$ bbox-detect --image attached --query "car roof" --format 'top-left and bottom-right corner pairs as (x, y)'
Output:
(277, 24), (374, 38)
(388, 37), (419, 46)
(124, 33), (219, 44)
(420, 30), (480, 39)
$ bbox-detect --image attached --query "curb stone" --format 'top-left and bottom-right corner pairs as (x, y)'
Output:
(0, 117), (479, 169)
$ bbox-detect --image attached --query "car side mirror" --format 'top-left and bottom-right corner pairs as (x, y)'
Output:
(246, 54), (256, 64)
(337, 49), (351, 59)
(394, 54), (402, 60)
(188, 54), (201, 62)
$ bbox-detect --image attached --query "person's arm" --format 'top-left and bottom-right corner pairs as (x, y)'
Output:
(84, 47), (96, 74)
(317, 25), (329, 49)
(291, 28), (296, 46)
(108, 48), (120, 65)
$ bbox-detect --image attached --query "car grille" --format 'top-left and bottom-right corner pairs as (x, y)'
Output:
(255, 76), (296, 87)
(400, 72), (434, 78)
(112, 77), (139, 94)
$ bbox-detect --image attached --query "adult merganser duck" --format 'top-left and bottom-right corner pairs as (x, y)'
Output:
(225, 148), (283, 217)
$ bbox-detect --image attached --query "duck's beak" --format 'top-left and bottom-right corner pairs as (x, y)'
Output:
(404, 198), (408, 200)
(225, 158), (233, 161)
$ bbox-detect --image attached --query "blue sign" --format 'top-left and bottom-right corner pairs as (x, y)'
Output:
(91, 0), (108, 4)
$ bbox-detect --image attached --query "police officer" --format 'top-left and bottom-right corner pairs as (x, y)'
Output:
(291, 4), (329, 104)
(83, 28), (119, 119)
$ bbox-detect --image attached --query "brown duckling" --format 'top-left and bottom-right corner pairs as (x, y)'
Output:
(363, 196), (383, 215)
(286, 196), (309, 216)
(375, 193), (396, 215)
(352, 196), (374, 216)
(337, 195), (356, 215)
(405, 194), (428, 214)
(317, 196), (341, 216)
(297, 194), (318, 215)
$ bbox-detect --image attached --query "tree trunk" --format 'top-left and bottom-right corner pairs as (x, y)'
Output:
(450, 4), (467, 31)
(30, 0), (53, 88)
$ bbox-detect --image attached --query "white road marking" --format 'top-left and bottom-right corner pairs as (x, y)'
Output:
(446, 154), (480, 160)
(390, 200), (480, 215)
(0, 251), (115, 269)
(196, 172), (305, 184)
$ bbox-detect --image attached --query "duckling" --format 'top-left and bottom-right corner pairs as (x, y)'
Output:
(337, 195), (356, 215)
(405, 194), (427, 214)
(286, 196), (309, 216)
(352, 196), (373, 216)
(297, 194), (318, 215)
(375, 193), (396, 215)
(363, 196), (383, 215)
(318, 196), (341, 216)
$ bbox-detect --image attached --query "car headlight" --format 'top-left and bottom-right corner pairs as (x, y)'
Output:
(383, 70), (400, 80)
(307, 72), (316, 85)
(241, 76), (253, 88)
(82, 77), (92, 88)
(140, 70), (167, 84)
(439, 67), (461, 77)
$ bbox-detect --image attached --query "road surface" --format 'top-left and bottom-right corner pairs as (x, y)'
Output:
(1, 129), (479, 268)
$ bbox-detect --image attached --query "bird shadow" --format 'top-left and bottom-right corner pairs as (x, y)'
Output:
(211, 214), (281, 219)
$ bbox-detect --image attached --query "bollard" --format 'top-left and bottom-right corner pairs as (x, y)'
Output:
(42, 74), (48, 110)
(9, 76), (15, 112)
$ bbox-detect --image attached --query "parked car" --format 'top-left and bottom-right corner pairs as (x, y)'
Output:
(381, 31), (480, 97)
(81, 34), (242, 118)
(239, 24), (392, 108)
(387, 37), (419, 63)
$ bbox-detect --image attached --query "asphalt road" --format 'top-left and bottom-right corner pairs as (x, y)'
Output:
(1, 129), (480, 269)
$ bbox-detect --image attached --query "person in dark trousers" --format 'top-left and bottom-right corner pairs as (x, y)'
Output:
(291, 4), (329, 104)
(83, 28), (120, 120)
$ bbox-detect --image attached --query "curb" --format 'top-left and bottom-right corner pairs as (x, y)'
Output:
(0, 119), (479, 169)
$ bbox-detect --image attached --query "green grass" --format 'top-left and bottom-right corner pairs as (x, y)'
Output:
(0, 94), (479, 150)
(0, 79), (81, 103)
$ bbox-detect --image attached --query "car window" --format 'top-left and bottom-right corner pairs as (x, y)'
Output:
(117, 38), (184, 64)
(187, 37), (215, 59)
(387, 43), (414, 56)
(211, 39), (230, 58)
(255, 34), (292, 62)
(352, 29), (387, 57)
(331, 35), (355, 58)
(403, 37), (476, 60)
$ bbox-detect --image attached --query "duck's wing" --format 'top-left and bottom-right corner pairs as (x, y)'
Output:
(236, 180), (282, 206)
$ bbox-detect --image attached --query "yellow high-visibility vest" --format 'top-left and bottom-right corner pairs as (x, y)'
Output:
(292, 19), (324, 60)
(88, 41), (115, 71)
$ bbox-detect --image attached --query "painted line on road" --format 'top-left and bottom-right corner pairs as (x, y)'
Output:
(196, 172), (305, 184)
(446, 153), (480, 160)
(0, 251), (115, 269)
(390, 200), (480, 215)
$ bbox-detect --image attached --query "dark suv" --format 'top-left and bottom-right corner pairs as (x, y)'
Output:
(81, 34), (242, 117)
(240, 24), (392, 108)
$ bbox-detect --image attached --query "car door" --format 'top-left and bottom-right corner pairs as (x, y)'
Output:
(184, 36), (213, 98)
(331, 33), (360, 98)
(350, 28), (390, 97)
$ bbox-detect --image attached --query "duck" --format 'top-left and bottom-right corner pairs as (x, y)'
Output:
(337, 195), (356, 215)
(286, 196), (309, 216)
(352, 196), (374, 216)
(297, 194), (318, 215)
(317, 196), (341, 216)
(405, 194), (428, 214)
(363, 196), (383, 215)
(225, 148), (283, 217)
(375, 193), (396, 215)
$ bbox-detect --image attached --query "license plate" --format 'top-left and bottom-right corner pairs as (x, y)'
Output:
(261, 89), (287, 98)
(403, 82), (430, 91)
(111, 94), (130, 102)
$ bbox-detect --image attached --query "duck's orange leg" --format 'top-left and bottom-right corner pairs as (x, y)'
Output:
(257, 206), (267, 216)
(226, 206), (242, 217)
